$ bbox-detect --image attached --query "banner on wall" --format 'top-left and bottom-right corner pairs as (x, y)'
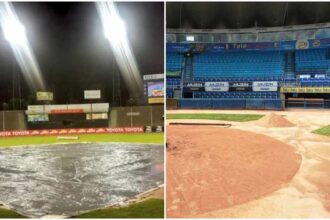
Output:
(167, 38), (330, 53)
(183, 82), (205, 92)
(229, 82), (252, 92)
(0, 127), (144, 137)
(295, 39), (309, 50)
(205, 82), (229, 92)
(281, 87), (330, 93)
(252, 81), (278, 92)
(36, 92), (53, 101)
(84, 90), (101, 99)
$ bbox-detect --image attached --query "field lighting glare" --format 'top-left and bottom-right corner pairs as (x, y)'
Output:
(96, 2), (144, 98)
(104, 17), (126, 43)
(2, 19), (26, 44)
(0, 2), (45, 91)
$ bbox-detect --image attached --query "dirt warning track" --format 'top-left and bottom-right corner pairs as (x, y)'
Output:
(166, 125), (301, 218)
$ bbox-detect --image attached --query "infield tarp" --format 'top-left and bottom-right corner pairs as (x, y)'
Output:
(0, 142), (163, 218)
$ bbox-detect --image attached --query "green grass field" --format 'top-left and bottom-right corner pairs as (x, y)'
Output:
(0, 133), (163, 147)
(313, 125), (330, 137)
(0, 198), (164, 218)
(0, 208), (26, 218)
(167, 113), (264, 122)
(73, 199), (164, 218)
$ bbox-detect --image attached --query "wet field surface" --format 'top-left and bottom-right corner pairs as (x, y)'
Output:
(0, 143), (164, 218)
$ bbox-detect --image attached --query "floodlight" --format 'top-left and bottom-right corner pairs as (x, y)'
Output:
(104, 17), (126, 43)
(96, 2), (143, 98)
(186, 35), (195, 42)
(2, 19), (26, 44)
(0, 2), (45, 91)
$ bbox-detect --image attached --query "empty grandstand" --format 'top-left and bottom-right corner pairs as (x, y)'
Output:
(166, 3), (330, 109)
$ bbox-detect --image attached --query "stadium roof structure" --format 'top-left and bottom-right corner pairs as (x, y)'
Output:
(167, 2), (330, 30)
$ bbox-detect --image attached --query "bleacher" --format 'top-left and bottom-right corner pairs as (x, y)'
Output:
(295, 48), (329, 71)
(166, 53), (183, 98)
(166, 53), (183, 71)
(193, 51), (285, 80)
(166, 78), (181, 98)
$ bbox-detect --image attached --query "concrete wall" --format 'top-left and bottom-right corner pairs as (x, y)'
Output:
(0, 111), (27, 131)
(110, 105), (164, 128)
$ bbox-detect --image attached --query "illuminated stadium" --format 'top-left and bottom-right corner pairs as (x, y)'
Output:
(166, 2), (330, 109)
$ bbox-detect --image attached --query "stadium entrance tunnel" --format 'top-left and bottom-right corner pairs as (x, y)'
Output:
(0, 143), (164, 218)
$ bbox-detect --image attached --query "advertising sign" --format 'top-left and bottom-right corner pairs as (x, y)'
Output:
(205, 82), (229, 92)
(183, 82), (205, 92)
(148, 82), (164, 97)
(27, 114), (49, 122)
(281, 87), (330, 93)
(148, 97), (164, 104)
(91, 103), (109, 113)
(84, 90), (101, 99)
(36, 92), (53, 101)
(229, 82), (252, 92)
(296, 39), (309, 50)
(86, 113), (108, 120)
(143, 73), (164, 81)
(27, 105), (44, 114)
(252, 81), (278, 92)
(0, 127), (144, 137)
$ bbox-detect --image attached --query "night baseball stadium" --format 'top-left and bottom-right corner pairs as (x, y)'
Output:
(166, 2), (330, 218)
(0, 2), (164, 218)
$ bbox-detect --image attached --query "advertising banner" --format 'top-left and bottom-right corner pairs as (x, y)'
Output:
(91, 103), (109, 113)
(86, 113), (108, 120)
(0, 127), (144, 137)
(148, 97), (164, 104)
(166, 71), (181, 77)
(183, 82), (205, 92)
(27, 114), (49, 122)
(36, 92), (53, 101)
(166, 43), (192, 53)
(281, 87), (330, 93)
(252, 81), (278, 92)
(205, 82), (229, 92)
(148, 82), (164, 97)
(84, 90), (101, 99)
(143, 73), (164, 81)
(27, 105), (44, 114)
(229, 82), (252, 92)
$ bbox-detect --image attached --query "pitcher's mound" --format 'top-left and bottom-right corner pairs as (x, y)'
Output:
(257, 113), (295, 128)
(166, 125), (301, 218)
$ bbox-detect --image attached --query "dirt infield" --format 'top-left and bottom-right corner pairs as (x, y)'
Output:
(167, 109), (330, 217)
(166, 125), (301, 217)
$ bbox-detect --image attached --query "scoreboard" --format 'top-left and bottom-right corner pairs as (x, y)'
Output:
(143, 73), (164, 104)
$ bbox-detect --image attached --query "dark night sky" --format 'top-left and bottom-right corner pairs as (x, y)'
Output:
(0, 2), (164, 108)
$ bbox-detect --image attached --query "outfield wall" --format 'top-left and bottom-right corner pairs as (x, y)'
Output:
(0, 111), (27, 131)
(179, 99), (284, 110)
(110, 105), (164, 128)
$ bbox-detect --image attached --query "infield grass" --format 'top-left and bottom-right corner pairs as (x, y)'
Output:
(167, 113), (264, 122)
(313, 125), (330, 137)
(0, 208), (26, 218)
(0, 133), (163, 147)
(73, 198), (164, 218)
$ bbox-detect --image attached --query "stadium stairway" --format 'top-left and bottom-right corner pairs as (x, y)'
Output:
(183, 56), (193, 82)
(284, 51), (295, 79)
